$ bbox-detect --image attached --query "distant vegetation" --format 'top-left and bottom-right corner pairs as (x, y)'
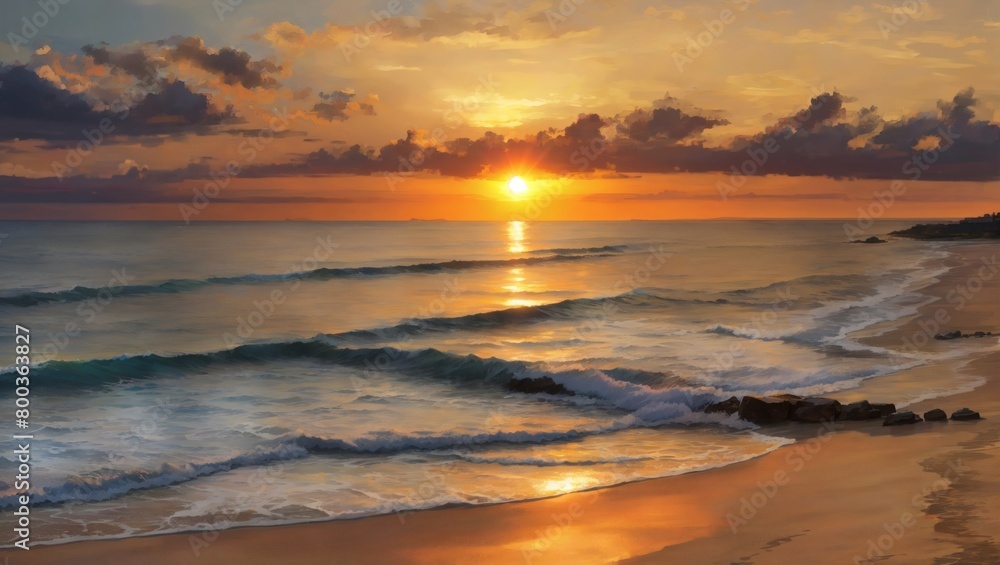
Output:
(891, 213), (1000, 239)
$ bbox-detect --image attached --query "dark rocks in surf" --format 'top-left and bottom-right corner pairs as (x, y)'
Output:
(507, 376), (574, 396)
(789, 397), (842, 423)
(935, 330), (993, 340)
(852, 236), (887, 244)
(936, 330), (963, 340)
(870, 403), (897, 417)
(737, 396), (792, 425)
(923, 408), (948, 422)
(950, 407), (982, 421)
(883, 411), (922, 426)
(841, 400), (882, 421)
(720, 394), (972, 429)
(704, 396), (741, 415)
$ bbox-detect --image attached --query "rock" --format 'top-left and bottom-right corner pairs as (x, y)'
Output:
(853, 236), (887, 244)
(923, 408), (948, 422)
(883, 411), (923, 426)
(790, 397), (842, 423)
(704, 396), (741, 415)
(870, 403), (897, 417)
(934, 330), (962, 340)
(773, 393), (803, 402)
(507, 376), (573, 396)
(950, 408), (982, 421)
(973, 331), (987, 337)
(738, 396), (792, 425)
(841, 400), (881, 421)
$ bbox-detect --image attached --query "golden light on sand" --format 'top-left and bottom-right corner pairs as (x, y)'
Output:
(508, 176), (529, 196)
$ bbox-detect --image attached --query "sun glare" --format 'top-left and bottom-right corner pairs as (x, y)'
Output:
(508, 176), (529, 196)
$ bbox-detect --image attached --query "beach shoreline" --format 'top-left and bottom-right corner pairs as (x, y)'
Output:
(5, 242), (998, 564)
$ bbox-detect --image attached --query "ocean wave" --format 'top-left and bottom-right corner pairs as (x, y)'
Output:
(703, 323), (786, 341)
(527, 244), (629, 255)
(326, 289), (742, 344)
(0, 342), (533, 390)
(290, 427), (617, 454)
(448, 452), (654, 466)
(0, 443), (309, 507)
(0, 253), (608, 307)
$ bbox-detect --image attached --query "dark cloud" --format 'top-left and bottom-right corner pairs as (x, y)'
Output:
(82, 44), (163, 83)
(0, 66), (237, 140)
(166, 36), (280, 89)
(312, 90), (376, 121)
(84, 37), (281, 90)
(125, 80), (236, 127)
(0, 66), (104, 124)
(2, 86), (997, 206)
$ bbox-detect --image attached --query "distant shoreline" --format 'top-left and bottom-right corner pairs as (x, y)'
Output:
(891, 213), (1000, 240)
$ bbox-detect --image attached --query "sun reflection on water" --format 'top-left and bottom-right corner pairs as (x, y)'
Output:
(537, 474), (602, 496)
(507, 220), (526, 254)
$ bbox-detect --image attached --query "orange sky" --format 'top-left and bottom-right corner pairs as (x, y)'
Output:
(0, 0), (997, 219)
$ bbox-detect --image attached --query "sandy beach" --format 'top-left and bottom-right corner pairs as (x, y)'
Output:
(5, 242), (998, 565)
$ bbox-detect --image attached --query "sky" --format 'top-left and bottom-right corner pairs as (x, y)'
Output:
(0, 0), (997, 220)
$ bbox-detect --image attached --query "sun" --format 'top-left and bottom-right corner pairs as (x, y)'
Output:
(507, 176), (529, 196)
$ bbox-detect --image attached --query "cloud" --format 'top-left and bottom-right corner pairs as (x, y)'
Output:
(618, 96), (730, 142)
(0, 66), (237, 140)
(311, 90), (378, 121)
(2, 87), (997, 204)
(166, 36), (280, 89)
(82, 43), (163, 82)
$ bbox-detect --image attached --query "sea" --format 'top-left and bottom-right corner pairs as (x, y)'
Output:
(0, 220), (991, 545)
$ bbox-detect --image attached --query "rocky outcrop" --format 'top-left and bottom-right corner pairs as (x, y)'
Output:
(870, 403), (897, 417)
(950, 408), (982, 421)
(507, 376), (574, 396)
(704, 396), (741, 415)
(883, 411), (923, 426)
(890, 219), (1000, 240)
(790, 397), (842, 423)
(852, 236), (887, 244)
(923, 408), (948, 422)
(934, 330), (993, 340)
(737, 396), (792, 425)
(718, 393), (979, 429)
(841, 400), (882, 421)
